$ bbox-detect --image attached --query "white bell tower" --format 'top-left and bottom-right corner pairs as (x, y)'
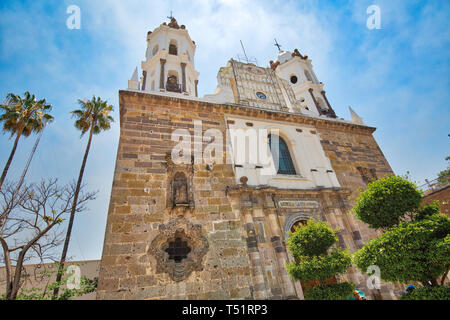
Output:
(128, 17), (200, 97)
(271, 49), (337, 118)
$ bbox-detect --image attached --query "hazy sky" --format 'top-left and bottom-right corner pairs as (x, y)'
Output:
(0, 0), (449, 262)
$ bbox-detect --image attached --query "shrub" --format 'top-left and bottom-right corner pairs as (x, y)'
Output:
(304, 282), (355, 300)
(400, 285), (450, 300)
(352, 175), (422, 229)
(353, 214), (450, 285)
(286, 219), (354, 300)
(286, 249), (352, 282)
(287, 220), (337, 258)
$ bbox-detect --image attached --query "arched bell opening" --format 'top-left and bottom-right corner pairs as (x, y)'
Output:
(166, 70), (181, 93)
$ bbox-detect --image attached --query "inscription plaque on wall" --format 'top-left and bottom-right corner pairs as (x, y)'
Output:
(278, 200), (319, 209)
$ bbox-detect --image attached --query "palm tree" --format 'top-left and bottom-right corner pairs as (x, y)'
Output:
(0, 92), (53, 190)
(53, 96), (114, 298)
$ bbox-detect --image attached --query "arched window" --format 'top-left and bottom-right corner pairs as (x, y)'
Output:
(316, 97), (327, 111)
(268, 134), (296, 175)
(169, 40), (178, 55)
(166, 70), (181, 93)
(152, 44), (159, 56)
(304, 70), (313, 82)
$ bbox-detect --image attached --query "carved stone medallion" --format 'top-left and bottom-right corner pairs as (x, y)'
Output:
(148, 218), (209, 282)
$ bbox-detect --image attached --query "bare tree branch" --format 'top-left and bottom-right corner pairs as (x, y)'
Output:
(0, 178), (97, 299)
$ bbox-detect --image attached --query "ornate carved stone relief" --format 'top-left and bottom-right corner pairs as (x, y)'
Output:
(292, 48), (308, 60)
(148, 218), (209, 282)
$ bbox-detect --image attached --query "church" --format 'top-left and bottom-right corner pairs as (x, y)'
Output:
(97, 17), (400, 300)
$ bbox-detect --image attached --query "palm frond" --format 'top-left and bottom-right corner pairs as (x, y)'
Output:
(0, 92), (54, 138)
(71, 96), (114, 136)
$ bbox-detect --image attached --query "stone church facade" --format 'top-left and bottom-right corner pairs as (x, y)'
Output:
(97, 18), (400, 300)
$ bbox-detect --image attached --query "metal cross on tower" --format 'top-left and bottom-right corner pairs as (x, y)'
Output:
(274, 38), (282, 51)
(167, 11), (174, 20)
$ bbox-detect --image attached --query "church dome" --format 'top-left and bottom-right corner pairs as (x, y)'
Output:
(276, 50), (293, 64)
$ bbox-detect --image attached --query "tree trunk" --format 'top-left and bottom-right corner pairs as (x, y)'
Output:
(0, 237), (12, 299)
(15, 126), (45, 194)
(53, 124), (94, 299)
(0, 131), (22, 190)
(9, 250), (26, 300)
(4, 221), (56, 299)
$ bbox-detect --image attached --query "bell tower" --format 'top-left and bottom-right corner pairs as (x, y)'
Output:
(128, 17), (200, 97)
(271, 49), (337, 118)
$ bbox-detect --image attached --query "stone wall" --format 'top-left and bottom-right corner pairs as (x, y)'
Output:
(316, 125), (403, 299)
(317, 125), (393, 245)
(226, 187), (357, 300)
(97, 91), (400, 300)
(97, 91), (252, 300)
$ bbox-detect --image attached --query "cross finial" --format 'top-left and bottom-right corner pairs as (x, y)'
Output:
(167, 11), (174, 21)
(274, 38), (282, 52)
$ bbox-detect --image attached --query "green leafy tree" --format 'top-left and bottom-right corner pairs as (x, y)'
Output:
(352, 175), (423, 229)
(354, 215), (450, 286)
(286, 220), (354, 300)
(437, 157), (450, 185)
(303, 282), (356, 301)
(400, 285), (450, 300)
(0, 92), (53, 190)
(352, 175), (450, 299)
(53, 96), (113, 298)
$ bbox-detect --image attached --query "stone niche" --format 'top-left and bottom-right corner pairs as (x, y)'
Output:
(148, 218), (209, 282)
(165, 153), (195, 210)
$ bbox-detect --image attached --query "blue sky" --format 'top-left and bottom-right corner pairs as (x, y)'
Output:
(0, 0), (449, 262)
